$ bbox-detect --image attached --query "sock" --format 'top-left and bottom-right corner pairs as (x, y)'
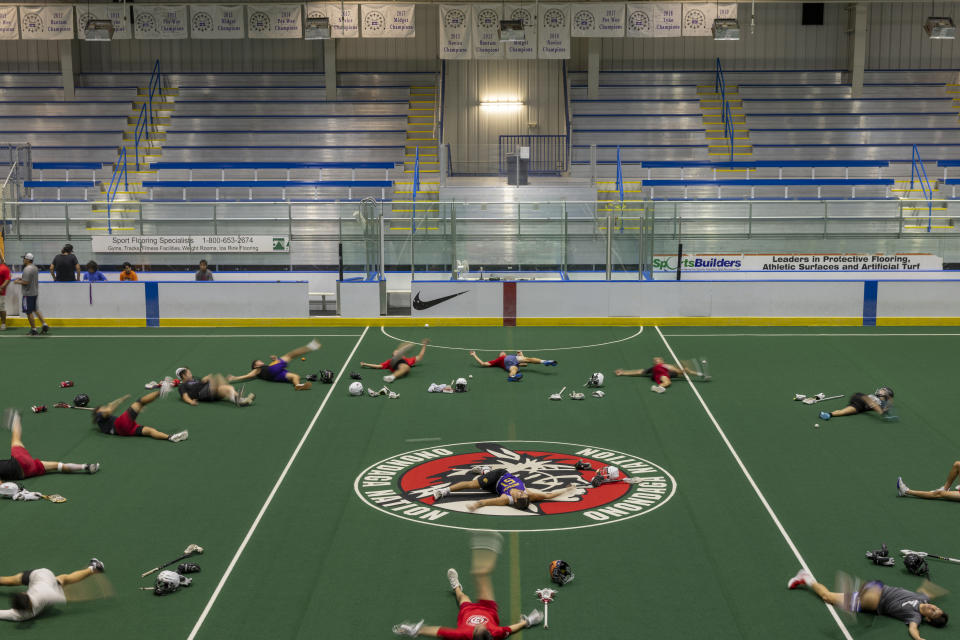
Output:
(60, 463), (85, 473)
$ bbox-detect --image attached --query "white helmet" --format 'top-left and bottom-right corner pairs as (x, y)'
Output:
(585, 372), (604, 388)
(0, 482), (20, 499)
(155, 570), (190, 595)
(348, 381), (364, 396)
(454, 377), (468, 392)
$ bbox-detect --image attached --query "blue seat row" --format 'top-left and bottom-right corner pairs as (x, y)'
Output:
(642, 178), (894, 187)
(148, 161), (396, 170)
(140, 180), (393, 188)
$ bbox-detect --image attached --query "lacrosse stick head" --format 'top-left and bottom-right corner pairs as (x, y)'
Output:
(535, 587), (557, 604)
(159, 378), (174, 399)
(53, 402), (70, 409)
(184, 544), (204, 555)
(549, 393), (562, 401)
(46, 494), (67, 503)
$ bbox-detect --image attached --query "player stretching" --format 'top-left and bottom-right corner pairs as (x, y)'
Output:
(175, 367), (254, 407)
(0, 410), (99, 481)
(573, 460), (642, 487)
(360, 339), (429, 383)
(468, 350), (557, 382)
(615, 356), (697, 393)
(393, 531), (542, 637)
(787, 568), (948, 637)
(227, 339), (321, 390)
(90, 393), (187, 443)
(0, 558), (106, 622)
(897, 460), (960, 501)
(433, 466), (573, 512)
(819, 387), (894, 421)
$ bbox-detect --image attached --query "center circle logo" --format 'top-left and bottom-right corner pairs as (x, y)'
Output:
(354, 440), (677, 532)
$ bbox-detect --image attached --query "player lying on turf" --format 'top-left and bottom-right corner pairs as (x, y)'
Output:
(393, 531), (542, 638)
(897, 461), (960, 501)
(432, 466), (573, 512)
(574, 460), (642, 487)
(468, 350), (556, 382)
(360, 339), (429, 383)
(227, 339), (321, 390)
(818, 386), (894, 421)
(175, 367), (255, 407)
(0, 410), (99, 482)
(0, 558), (105, 622)
(90, 393), (188, 443)
(787, 568), (948, 638)
(615, 356), (697, 393)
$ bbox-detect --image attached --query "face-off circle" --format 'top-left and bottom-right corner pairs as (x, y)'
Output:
(354, 441), (677, 532)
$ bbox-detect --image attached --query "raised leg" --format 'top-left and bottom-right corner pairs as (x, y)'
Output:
(132, 391), (160, 412)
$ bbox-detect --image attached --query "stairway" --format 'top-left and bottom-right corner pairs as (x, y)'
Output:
(91, 85), (179, 231)
(894, 178), (952, 231)
(392, 84), (441, 232)
(698, 83), (752, 159)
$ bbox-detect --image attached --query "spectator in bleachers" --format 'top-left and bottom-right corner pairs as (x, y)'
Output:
(0, 258), (9, 331)
(49, 244), (79, 282)
(195, 259), (214, 281)
(119, 262), (138, 281)
(82, 261), (106, 283)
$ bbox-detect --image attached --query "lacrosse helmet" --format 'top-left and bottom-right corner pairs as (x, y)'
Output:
(904, 553), (929, 577)
(585, 373), (605, 388)
(348, 381), (364, 396)
(0, 482), (20, 499)
(73, 393), (90, 407)
(875, 386), (894, 399)
(549, 560), (575, 586)
(154, 571), (183, 595)
(319, 369), (335, 384)
(454, 377), (468, 392)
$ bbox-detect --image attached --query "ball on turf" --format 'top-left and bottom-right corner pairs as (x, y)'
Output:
(814, 423), (820, 428)
(301, 357), (306, 361)
(424, 323), (429, 328)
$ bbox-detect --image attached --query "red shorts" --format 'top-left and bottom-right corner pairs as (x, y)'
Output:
(651, 364), (671, 384)
(113, 410), (144, 437)
(380, 356), (416, 372)
(11, 446), (45, 478)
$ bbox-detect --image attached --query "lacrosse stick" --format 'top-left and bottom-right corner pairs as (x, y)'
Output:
(41, 493), (66, 503)
(900, 549), (960, 565)
(549, 387), (566, 401)
(53, 402), (94, 412)
(141, 544), (204, 578)
(535, 588), (557, 629)
(802, 394), (843, 405)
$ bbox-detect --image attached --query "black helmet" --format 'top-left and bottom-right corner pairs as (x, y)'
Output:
(319, 370), (335, 384)
(549, 560), (575, 586)
(904, 553), (929, 577)
(74, 393), (90, 407)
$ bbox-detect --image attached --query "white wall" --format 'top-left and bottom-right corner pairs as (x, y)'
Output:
(157, 282), (308, 318)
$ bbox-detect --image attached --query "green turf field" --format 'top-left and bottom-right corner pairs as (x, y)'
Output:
(1, 325), (958, 639)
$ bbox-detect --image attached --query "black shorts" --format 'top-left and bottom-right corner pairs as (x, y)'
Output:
(196, 381), (215, 402)
(478, 468), (506, 493)
(849, 393), (870, 413)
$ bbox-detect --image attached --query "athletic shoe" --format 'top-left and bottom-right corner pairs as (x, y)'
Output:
(87, 462), (100, 474)
(294, 381), (312, 391)
(40, 324), (49, 334)
(0, 324), (5, 331)
(651, 385), (666, 394)
(897, 477), (909, 497)
(168, 430), (189, 443)
(793, 394), (806, 401)
(28, 329), (38, 336)
(470, 465), (492, 475)
(543, 360), (557, 366)
(522, 609), (544, 627)
(508, 373), (523, 381)
(954, 484), (960, 491)
(144, 381), (160, 390)
(447, 568), (461, 591)
(432, 487), (450, 500)
(787, 568), (814, 589)
(307, 339), (321, 351)
(384, 375), (396, 383)
(392, 620), (424, 637)
(238, 393), (255, 407)
(89, 558), (105, 573)
(819, 411), (831, 421)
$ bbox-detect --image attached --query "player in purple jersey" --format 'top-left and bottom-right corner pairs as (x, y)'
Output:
(227, 338), (321, 391)
(431, 466), (575, 512)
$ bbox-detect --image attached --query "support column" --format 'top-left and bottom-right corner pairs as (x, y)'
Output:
(587, 38), (600, 99)
(848, 3), (867, 98)
(59, 40), (76, 100)
(324, 38), (337, 100)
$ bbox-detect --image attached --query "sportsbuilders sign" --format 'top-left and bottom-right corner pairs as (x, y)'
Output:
(92, 235), (290, 253)
(653, 253), (943, 273)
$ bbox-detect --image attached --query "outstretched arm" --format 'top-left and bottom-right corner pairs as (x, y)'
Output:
(527, 485), (576, 502)
(615, 368), (647, 377)
(227, 370), (258, 382)
(907, 621), (925, 640)
(180, 393), (199, 406)
(469, 351), (491, 366)
(467, 496), (511, 511)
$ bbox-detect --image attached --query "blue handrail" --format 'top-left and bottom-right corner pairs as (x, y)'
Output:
(438, 61), (445, 147)
(715, 58), (735, 162)
(147, 59), (164, 133)
(105, 147), (129, 235)
(133, 103), (149, 171)
(616, 146), (624, 202)
(909, 143), (934, 232)
(563, 60), (571, 171)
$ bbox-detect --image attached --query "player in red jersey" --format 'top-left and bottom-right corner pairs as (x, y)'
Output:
(468, 350), (557, 382)
(393, 532), (543, 638)
(360, 339), (429, 383)
(89, 393), (187, 443)
(615, 356), (696, 393)
(0, 410), (99, 482)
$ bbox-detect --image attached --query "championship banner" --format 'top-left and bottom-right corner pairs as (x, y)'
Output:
(190, 5), (244, 39)
(0, 6), (19, 39)
(133, 5), (188, 39)
(361, 4), (415, 38)
(680, 3), (714, 36)
(472, 4), (503, 59)
(247, 4), (302, 38)
(538, 4), (570, 59)
(439, 4), (470, 59)
(304, 3), (359, 38)
(20, 6), (74, 39)
(625, 3), (653, 38)
(571, 3), (624, 38)
(76, 4), (132, 40)
(717, 3), (738, 20)
(652, 3), (681, 37)
(504, 3), (536, 58)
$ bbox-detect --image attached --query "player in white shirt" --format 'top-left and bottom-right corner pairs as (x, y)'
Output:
(0, 558), (104, 622)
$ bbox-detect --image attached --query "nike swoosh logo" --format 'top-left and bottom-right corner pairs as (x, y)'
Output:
(412, 290), (469, 310)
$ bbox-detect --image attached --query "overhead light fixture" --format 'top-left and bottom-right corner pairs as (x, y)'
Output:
(499, 19), (524, 41)
(304, 16), (332, 39)
(479, 100), (525, 112)
(712, 18), (741, 41)
(924, 16), (956, 39)
(84, 19), (115, 42)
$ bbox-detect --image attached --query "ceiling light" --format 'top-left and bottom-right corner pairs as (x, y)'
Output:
(84, 19), (115, 42)
(304, 16), (332, 40)
(499, 19), (524, 41)
(924, 16), (956, 39)
(712, 18), (741, 41)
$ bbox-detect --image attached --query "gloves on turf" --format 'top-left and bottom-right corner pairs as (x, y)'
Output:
(522, 609), (543, 627)
(177, 563), (201, 574)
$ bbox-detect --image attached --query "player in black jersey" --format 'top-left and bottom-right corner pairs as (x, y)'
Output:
(175, 367), (254, 407)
